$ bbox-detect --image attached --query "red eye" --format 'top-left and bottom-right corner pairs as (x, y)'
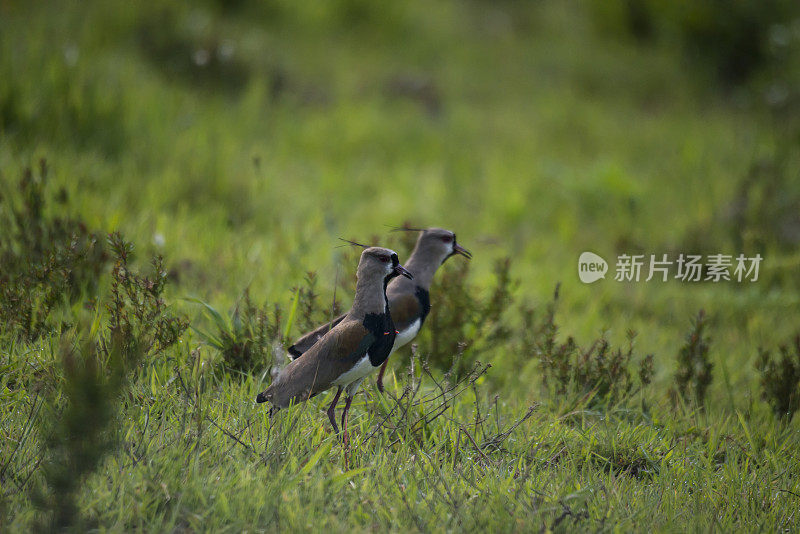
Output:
(379, 255), (390, 263)
(441, 235), (453, 243)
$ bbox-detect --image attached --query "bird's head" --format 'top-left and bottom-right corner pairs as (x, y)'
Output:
(358, 247), (413, 282)
(414, 228), (472, 265)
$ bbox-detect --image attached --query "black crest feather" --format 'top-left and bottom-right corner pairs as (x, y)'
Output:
(337, 237), (370, 249)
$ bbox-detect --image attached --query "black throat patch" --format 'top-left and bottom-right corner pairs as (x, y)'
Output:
(415, 286), (431, 326)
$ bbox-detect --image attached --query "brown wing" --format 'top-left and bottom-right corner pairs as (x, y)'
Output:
(288, 314), (347, 358)
(387, 292), (422, 333)
(264, 319), (374, 408)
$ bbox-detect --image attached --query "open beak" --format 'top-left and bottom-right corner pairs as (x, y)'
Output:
(394, 264), (413, 280)
(453, 242), (472, 260)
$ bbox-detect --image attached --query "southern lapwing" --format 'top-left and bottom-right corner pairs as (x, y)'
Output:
(287, 228), (471, 392)
(255, 247), (412, 445)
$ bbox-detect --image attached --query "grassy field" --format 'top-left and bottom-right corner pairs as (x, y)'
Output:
(2, 0), (800, 531)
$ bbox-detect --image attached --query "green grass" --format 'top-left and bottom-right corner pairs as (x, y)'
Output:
(2, 0), (800, 531)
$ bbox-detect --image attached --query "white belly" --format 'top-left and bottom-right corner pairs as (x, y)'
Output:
(332, 355), (376, 388)
(391, 318), (421, 353)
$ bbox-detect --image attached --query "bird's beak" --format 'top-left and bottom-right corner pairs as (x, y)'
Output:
(453, 242), (472, 260)
(394, 264), (413, 280)
(256, 391), (269, 403)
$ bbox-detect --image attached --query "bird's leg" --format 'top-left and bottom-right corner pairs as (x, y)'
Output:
(341, 394), (354, 451)
(376, 359), (389, 393)
(327, 387), (343, 434)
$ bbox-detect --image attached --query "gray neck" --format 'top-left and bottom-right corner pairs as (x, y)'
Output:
(391, 246), (445, 292)
(349, 275), (389, 319)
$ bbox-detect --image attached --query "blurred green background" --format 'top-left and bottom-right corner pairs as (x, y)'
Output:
(2, 0), (799, 393)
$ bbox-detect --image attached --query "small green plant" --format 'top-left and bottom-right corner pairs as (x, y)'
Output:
(756, 334), (800, 420)
(527, 285), (654, 406)
(105, 232), (188, 366)
(192, 291), (282, 374)
(673, 309), (713, 406)
(0, 161), (108, 340)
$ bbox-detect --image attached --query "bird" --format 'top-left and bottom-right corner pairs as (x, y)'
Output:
(255, 246), (412, 447)
(287, 228), (471, 392)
